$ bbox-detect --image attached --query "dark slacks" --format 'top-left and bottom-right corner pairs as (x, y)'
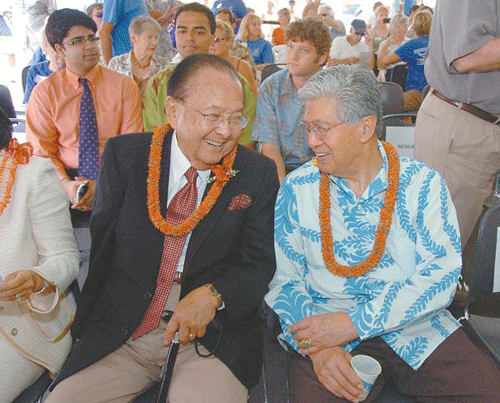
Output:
(289, 328), (500, 403)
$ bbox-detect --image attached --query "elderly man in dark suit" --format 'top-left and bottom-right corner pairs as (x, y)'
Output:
(46, 54), (279, 403)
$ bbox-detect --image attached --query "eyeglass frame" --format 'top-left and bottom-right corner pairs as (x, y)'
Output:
(63, 35), (100, 47)
(298, 120), (346, 141)
(174, 97), (248, 130)
(213, 36), (230, 43)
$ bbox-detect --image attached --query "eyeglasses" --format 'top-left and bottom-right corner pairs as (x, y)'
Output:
(63, 36), (100, 46)
(96, 12), (103, 18)
(213, 37), (229, 43)
(298, 120), (345, 140)
(177, 98), (248, 129)
(319, 13), (329, 17)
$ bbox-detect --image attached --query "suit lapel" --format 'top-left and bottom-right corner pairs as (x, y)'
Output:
(183, 148), (243, 272)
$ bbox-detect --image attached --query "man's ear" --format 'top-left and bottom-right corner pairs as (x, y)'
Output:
(318, 52), (328, 66)
(359, 115), (377, 144)
(164, 96), (178, 129)
(54, 43), (65, 57)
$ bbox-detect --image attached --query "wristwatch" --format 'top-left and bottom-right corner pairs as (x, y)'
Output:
(204, 283), (223, 308)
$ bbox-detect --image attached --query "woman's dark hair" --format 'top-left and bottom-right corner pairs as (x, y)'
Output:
(174, 3), (216, 34)
(46, 8), (97, 50)
(0, 108), (12, 150)
(167, 53), (241, 100)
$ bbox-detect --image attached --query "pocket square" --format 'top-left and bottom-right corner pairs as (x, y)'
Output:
(228, 194), (252, 211)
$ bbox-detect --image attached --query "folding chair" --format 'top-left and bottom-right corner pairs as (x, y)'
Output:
(261, 64), (285, 82)
(377, 82), (404, 116)
(22, 64), (32, 93)
(461, 174), (500, 366)
(380, 113), (417, 159)
(259, 304), (416, 403)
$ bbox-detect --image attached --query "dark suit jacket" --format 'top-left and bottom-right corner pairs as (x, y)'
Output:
(54, 130), (279, 389)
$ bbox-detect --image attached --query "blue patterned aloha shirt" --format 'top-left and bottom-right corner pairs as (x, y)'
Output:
(251, 69), (314, 170)
(265, 141), (462, 370)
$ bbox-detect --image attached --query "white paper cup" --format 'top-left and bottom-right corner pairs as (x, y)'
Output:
(350, 354), (382, 402)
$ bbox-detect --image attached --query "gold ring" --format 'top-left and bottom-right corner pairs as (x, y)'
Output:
(189, 333), (196, 340)
(302, 338), (311, 349)
(14, 293), (22, 302)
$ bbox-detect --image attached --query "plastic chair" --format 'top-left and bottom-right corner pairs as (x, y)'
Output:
(261, 64), (285, 82)
(461, 173), (500, 366)
(377, 82), (404, 116)
(272, 44), (287, 64)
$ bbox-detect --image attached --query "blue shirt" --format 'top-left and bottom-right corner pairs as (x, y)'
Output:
(265, 142), (462, 370)
(395, 36), (429, 92)
(246, 38), (274, 65)
(251, 69), (313, 168)
(29, 46), (46, 65)
(23, 60), (53, 104)
(103, 0), (149, 57)
(212, 0), (248, 33)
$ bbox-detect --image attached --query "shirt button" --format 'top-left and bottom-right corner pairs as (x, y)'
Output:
(143, 291), (152, 300)
(11, 328), (18, 336)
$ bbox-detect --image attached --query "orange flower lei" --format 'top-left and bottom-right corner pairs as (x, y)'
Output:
(319, 141), (400, 277)
(0, 139), (32, 216)
(147, 123), (238, 237)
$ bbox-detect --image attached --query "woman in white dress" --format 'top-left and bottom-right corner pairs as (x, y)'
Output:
(0, 110), (79, 403)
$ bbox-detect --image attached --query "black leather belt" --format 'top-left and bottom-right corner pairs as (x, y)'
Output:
(432, 89), (500, 125)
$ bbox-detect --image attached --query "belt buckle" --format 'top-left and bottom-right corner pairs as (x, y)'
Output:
(173, 271), (182, 284)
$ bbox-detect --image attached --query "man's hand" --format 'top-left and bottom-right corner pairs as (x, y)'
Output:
(289, 311), (359, 355)
(73, 177), (96, 211)
(309, 347), (363, 402)
(61, 177), (95, 211)
(164, 285), (219, 345)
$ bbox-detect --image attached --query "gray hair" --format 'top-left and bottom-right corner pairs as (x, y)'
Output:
(129, 15), (161, 37)
(318, 4), (334, 18)
(299, 64), (383, 135)
(389, 14), (409, 35)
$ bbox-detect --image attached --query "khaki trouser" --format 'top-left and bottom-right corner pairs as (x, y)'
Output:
(415, 91), (500, 246)
(45, 284), (248, 403)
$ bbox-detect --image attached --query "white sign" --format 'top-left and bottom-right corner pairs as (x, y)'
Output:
(385, 126), (415, 159)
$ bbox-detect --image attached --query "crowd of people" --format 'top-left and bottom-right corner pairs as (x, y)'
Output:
(1, 0), (500, 402)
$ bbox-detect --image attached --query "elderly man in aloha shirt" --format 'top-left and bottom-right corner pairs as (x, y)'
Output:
(265, 64), (500, 403)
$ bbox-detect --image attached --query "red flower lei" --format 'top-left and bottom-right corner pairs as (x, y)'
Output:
(147, 123), (237, 237)
(319, 141), (400, 277)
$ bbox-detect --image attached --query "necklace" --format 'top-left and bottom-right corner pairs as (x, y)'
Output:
(0, 139), (32, 216)
(147, 123), (238, 237)
(318, 141), (400, 277)
(131, 49), (152, 69)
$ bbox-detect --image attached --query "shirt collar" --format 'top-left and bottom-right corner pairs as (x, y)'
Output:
(65, 64), (101, 90)
(282, 69), (297, 96)
(171, 131), (211, 185)
(329, 140), (389, 202)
